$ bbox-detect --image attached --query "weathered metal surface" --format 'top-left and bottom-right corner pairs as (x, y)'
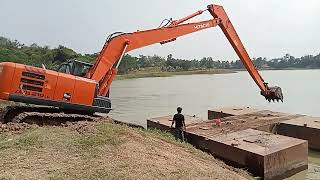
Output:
(188, 110), (303, 137)
(148, 113), (308, 179)
(187, 128), (308, 179)
(215, 129), (307, 179)
(277, 116), (320, 151)
(208, 106), (260, 119)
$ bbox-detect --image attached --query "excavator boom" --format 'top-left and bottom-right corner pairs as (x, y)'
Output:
(87, 4), (283, 102)
(208, 5), (283, 102)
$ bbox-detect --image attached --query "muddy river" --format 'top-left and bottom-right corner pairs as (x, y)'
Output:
(109, 69), (320, 179)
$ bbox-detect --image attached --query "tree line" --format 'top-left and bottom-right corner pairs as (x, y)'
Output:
(0, 37), (319, 74)
(0, 37), (95, 70)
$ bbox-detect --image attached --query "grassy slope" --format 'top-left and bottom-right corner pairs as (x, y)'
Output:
(115, 69), (235, 80)
(0, 120), (251, 180)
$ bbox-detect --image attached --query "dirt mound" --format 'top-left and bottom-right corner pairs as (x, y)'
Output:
(0, 122), (33, 133)
(0, 119), (251, 180)
(0, 116), (111, 134)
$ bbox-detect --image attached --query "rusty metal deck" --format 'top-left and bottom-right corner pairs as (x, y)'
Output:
(277, 116), (320, 151)
(217, 109), (320, 151)
(188, 110), (303, 137)
(188, 129), (308, 179)
(147, 111), (309, 179)
(208, 106), (260, 119)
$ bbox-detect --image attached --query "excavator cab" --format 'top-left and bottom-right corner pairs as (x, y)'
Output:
(57, 59), (92, 77)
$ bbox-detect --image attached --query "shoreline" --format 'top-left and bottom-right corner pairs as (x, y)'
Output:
(233, 67), (320, 71)
(115, 69), (236, 80)
(115, 68), (320, 80)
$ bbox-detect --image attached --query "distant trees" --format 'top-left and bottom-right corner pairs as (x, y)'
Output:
(0, 36), (320, 74)
(52, 45), (77, 62)
(0, 37), (94, 69)
(118, 53), (320, 73)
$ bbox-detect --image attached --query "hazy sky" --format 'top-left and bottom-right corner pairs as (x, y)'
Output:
(1, 0), (319, 60)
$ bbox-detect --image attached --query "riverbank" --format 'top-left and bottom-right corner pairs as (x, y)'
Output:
(233, 67), (320, 71)
(115, 69), (235, 80)
(114, 67), (320, 81)
(0, 110), (251, 179)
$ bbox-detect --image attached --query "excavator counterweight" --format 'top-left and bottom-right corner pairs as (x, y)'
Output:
(0, 4), (283, 121)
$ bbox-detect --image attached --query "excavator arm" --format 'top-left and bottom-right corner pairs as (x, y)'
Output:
(86, 4), (283, 102)
(207, 5), (283, 102)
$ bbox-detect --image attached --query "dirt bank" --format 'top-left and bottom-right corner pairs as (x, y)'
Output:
(0, 115), (251, 179)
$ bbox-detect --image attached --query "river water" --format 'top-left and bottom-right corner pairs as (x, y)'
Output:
(109, 70), (320, 179)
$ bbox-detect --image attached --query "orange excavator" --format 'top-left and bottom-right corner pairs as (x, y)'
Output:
(0, 4), (283, 116)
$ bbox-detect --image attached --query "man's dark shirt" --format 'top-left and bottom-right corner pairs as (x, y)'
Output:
(173, 113), (185, 128)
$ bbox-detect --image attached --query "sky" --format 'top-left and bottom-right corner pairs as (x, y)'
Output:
(1, 0), (319, 60)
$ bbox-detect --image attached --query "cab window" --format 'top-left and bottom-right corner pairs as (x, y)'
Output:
(58, 64), (71, 74)
(58, 64), (67, 73)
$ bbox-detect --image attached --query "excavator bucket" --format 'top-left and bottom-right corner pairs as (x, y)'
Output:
(261, 86), (284, 102)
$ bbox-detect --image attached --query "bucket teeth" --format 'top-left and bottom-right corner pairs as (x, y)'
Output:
(261, 86), (283, 103)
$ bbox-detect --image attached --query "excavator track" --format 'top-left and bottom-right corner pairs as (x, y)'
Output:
(0, 105), (99, 125)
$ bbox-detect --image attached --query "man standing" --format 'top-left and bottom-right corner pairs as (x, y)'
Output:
(171, 107), (186, 142)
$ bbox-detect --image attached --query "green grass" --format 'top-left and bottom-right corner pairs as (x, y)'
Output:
(0, 121), (251, 180)
(15, 130), (42, 147)
(72, 124), (126, 149)
(0, 128), (39, 150)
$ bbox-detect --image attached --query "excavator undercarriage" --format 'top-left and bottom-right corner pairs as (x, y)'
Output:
(0, 105), (99, 125)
